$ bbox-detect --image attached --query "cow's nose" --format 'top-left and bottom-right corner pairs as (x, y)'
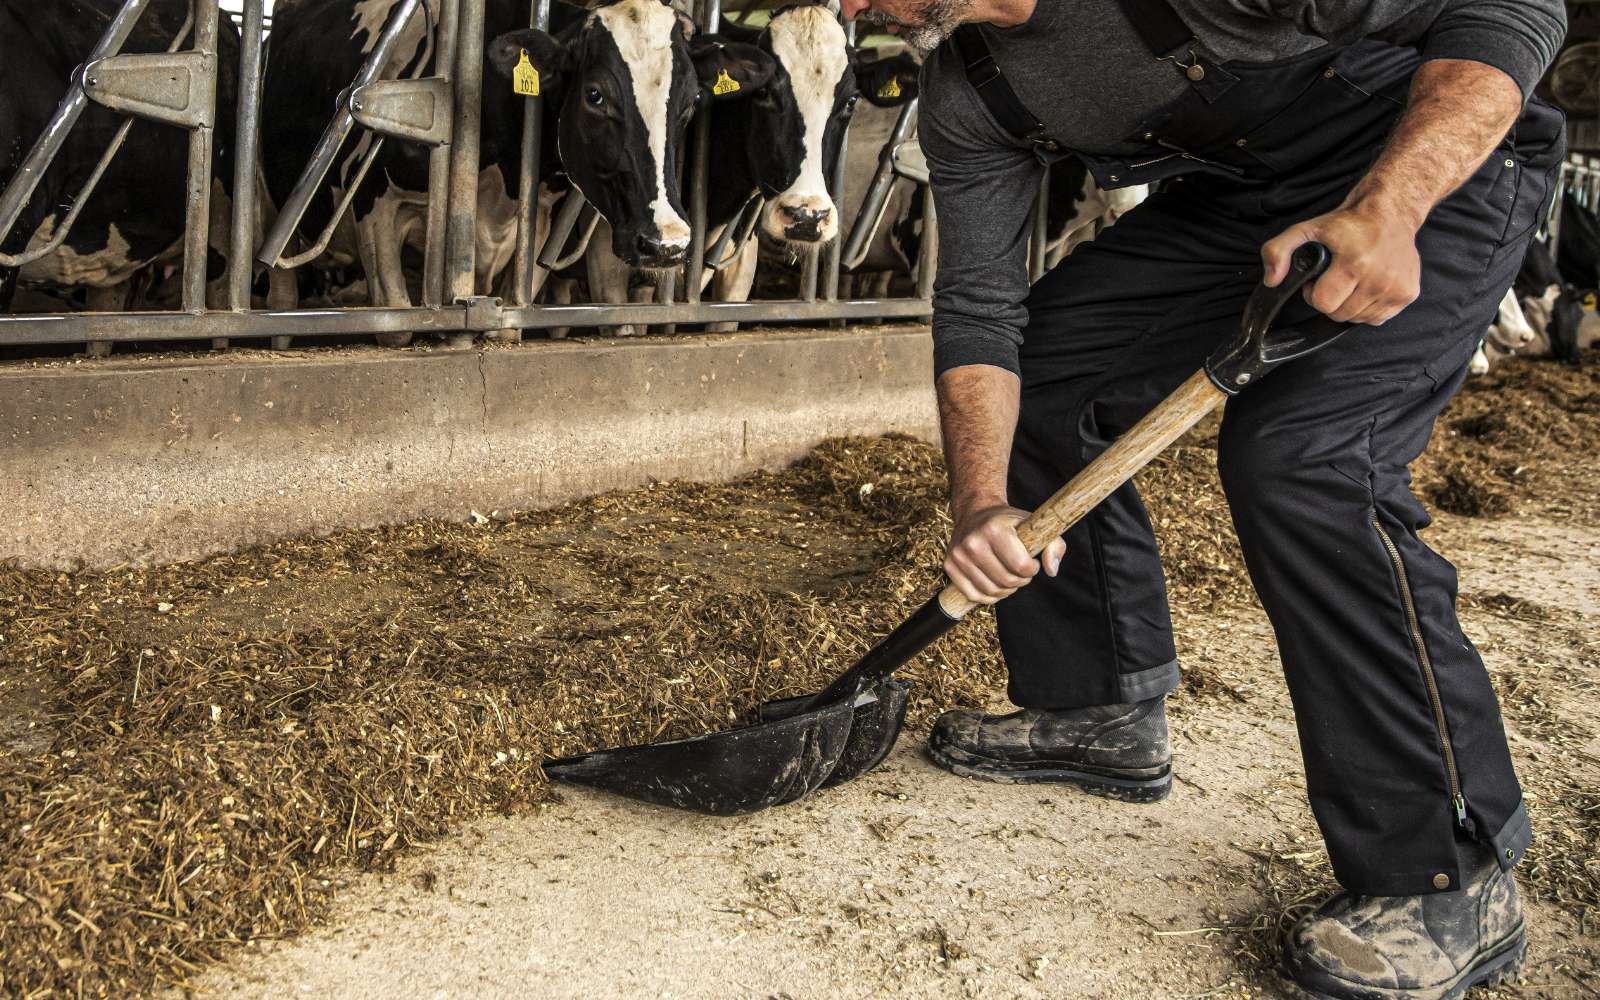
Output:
(780, 205), (832, 241)
(782, 206), (830, 225)
(635, 232), (684, 266)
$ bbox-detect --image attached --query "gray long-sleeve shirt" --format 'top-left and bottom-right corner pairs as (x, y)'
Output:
(923, 0), (1568, 377)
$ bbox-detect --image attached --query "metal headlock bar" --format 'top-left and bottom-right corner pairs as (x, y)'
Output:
(0, 0), (938, 349)
(1543, 156), (1600, 264)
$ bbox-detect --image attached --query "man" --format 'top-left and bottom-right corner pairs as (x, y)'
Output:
(836, 0), (1567, 996)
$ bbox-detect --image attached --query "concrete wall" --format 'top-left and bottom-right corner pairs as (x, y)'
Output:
(0, 327), (937, 570)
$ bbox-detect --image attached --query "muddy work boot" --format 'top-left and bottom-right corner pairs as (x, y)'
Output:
(1282, 846), (1526, 1000)
(926, 698), (1171, 802)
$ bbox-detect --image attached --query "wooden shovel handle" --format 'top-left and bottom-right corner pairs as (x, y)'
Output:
(936, 368), (1228, 620)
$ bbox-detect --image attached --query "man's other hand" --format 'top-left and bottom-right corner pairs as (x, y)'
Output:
(1261, 200), (1422, 327)
(944, 504), (1066, 606)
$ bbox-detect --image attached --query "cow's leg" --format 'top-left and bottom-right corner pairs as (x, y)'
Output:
(84, 284), (129, 357)
(706, 239), (758, 333)
(266, 267), (298, 350)
(206, 179), (234, 350)
(585, 221), (641, 338)
(545, 276), (576, 339)
(358, 194), (414, 348)
(0, 266), (16, 313)
(473, 173), (522, 343)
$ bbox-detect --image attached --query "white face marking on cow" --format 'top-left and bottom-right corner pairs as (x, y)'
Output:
(1490, 287), (1536, 350)
(764, 7), (849, 243)
(594, 0), (690, 250)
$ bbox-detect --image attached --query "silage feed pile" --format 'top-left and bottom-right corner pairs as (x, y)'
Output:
(2, 356), (1597, 997)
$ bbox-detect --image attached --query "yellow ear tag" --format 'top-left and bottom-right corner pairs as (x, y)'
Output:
(1585, 292), (1597, 311)
(513, 50), (540, 97)
(876, 77), (902, 100)
(711, 67), (740, 96)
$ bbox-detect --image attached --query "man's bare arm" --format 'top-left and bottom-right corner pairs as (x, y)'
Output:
(1262, 59), (1524, 320)
(937, 364), (1066, 605)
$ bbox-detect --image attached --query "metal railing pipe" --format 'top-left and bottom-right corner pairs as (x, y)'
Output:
(820, 18), (855, 303)
(227, 0), (265, 311)
(0, 0), (156, 249)
(424, 0), (461, 306)
(915, 184), (936, 300)
(683, 0), (723, 308)
(445, 0), (488, 303)
(182, 0), (221, 317)
(510, 0), (553, 308)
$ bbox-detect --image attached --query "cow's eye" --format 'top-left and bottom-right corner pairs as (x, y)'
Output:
(842, 94), (860, 115)
(585, 86), (605, 107)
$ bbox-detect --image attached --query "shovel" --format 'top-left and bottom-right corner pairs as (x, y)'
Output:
(543, 242), (1350, 815)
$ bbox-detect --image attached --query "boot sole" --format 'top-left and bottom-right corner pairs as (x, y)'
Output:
(1282, 926), (1526, 1000)
(925, 741), (1172, 803)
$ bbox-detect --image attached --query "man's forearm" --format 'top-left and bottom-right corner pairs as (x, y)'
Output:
(936, 364), (1021, 522)
(1346, 59), (1522, 228)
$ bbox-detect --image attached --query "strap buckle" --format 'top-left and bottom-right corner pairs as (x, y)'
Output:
(965, 52), (1001, 89)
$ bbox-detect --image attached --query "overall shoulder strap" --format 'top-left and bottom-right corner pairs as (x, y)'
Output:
(948, 25), (1058, 151)
(1115, 0), (1194, 57)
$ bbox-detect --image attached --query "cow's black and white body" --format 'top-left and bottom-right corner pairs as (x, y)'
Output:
(0, 0), (239, 327)
(583, 5), (918, 332)
(1472, 240), (1596, 374)
(1042, 157), (1148, 268)
(264, 0), (711, 342)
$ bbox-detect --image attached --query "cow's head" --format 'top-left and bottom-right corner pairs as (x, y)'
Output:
(701, 9), (917, 246)
(490, 0), (707, 269)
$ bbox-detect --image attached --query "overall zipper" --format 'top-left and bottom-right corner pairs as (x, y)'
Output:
(1370, 511), (1469, 827)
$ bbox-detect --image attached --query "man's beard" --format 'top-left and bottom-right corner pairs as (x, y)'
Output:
(857, 0), (971, 53)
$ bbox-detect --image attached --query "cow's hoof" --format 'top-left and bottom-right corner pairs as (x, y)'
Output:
(376, 331), (414, 349)
(270, 336), (294, 351)
(85, 341), (113, 358)
(705, 322), (739, 334)
(486, 327), (522, 343)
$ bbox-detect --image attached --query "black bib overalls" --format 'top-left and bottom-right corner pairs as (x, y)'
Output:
(947, 7), (1565, 895)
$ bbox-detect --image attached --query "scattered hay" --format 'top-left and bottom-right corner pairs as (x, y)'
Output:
(1416, 356), (1600, 520)
(0, 357), (1595, 997)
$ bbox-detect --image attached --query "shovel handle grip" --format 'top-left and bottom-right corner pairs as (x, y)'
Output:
(936, 369), (1226, 620)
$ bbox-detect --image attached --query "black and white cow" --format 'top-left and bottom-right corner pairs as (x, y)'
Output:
(263, 0), (719, 344)
(0, 0), (240, 344)
(1556, 190), (1600, 294)
(1041, 156), (1149, 268)
(1515, 238), (1588, 363)
(581, 6), (918, 332)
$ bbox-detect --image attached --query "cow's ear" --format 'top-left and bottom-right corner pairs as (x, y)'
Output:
(488, 29), (565, 94)
(689, 36), (776, 101)
(856, 53), (919, 107)
(674, 8), (697, 40)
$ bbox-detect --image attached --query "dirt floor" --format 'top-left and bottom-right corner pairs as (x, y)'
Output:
(2, 356), (1597, 999)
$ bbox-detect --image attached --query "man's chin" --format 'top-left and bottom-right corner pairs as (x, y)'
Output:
(898, 23), (953, 52)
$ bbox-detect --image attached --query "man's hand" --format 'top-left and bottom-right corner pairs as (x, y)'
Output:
(1261, 201), (1422, 326)
(945, 504), (1067, 606)
(1262, 59), (1524, 327)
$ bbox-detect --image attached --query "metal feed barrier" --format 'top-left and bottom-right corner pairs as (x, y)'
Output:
(1543, 155), (1600, 264)
(0, 0), (964, 350)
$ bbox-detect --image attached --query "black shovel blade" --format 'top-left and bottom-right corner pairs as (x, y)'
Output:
(758, 678), (911, 787)
(542, 697), (858, 816)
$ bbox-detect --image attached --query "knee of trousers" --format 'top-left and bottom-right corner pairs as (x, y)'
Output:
(1215, 419), (1371, 532)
